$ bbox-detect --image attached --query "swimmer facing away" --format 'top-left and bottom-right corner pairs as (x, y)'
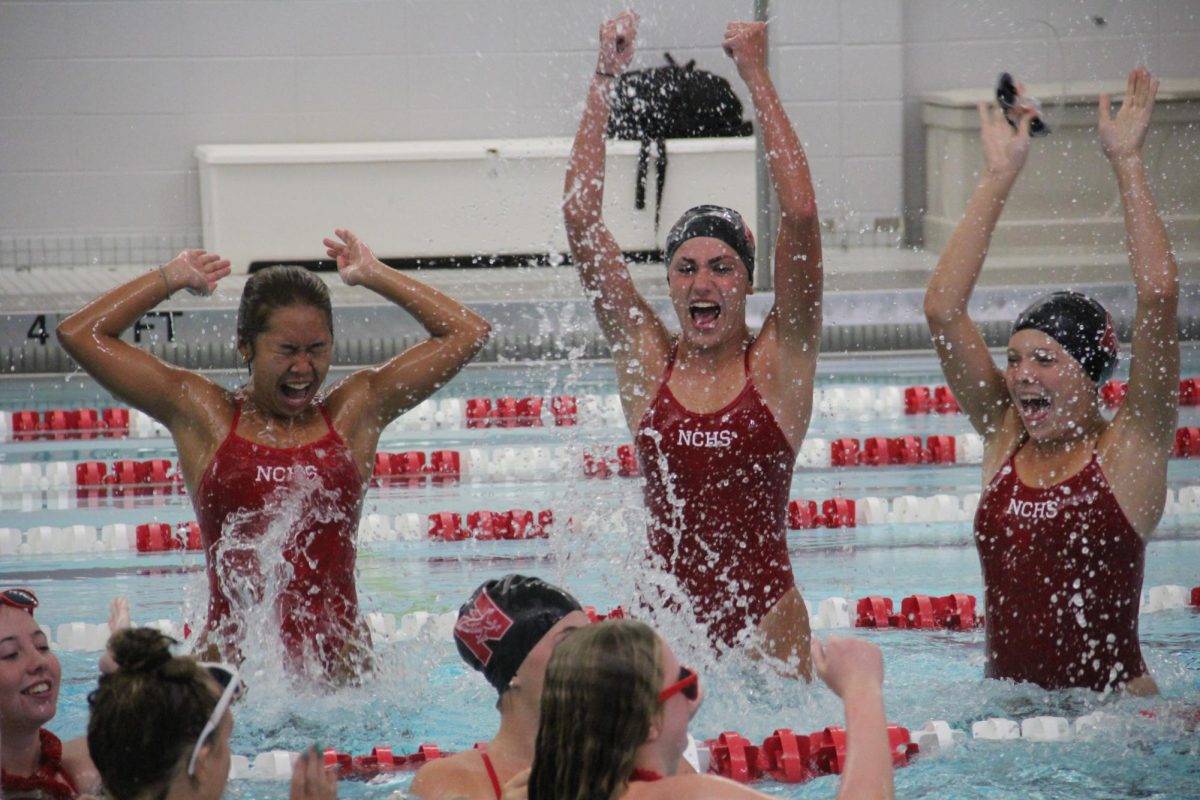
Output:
(88, 627), (336, 800)
(924, 68), (1177, 695)
(524, 621), (894, 800)
(410, 575), (592, 800)
(58, 230), (491, 682)
(565, 12), (822, 677)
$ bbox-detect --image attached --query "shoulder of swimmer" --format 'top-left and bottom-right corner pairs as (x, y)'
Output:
(627, 773), (767, 799)
(409, 749), (496, 800)
(61, 735), (101, 796)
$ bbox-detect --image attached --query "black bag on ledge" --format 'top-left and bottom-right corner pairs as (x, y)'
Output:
(607, 53), (754, 229)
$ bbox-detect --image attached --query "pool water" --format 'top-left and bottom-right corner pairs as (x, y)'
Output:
(5, 354), (1199, 799)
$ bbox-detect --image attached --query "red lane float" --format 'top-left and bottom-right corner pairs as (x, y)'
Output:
(829, 436), (951, 468)
(75, 459), (182, 496)
(582, 606), (627, 623)
(428, 509), (551, 542)
(373, 450), (462, 486)
(786, 498), (856, 530)
(855, 594), (980, 630)
(321, 744), (443, 780)
(550, 395), (578, 426)
(135, 522), (203, 553)
(706, 724), (917, 784)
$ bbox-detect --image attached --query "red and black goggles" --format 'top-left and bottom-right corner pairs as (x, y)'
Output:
(0, 588), (39, 614)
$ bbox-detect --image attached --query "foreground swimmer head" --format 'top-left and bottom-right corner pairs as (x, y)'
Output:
(1007, 291), (1118, 441)
(565, 12), (821, 673)
(527, 621), (894, 800)
(57, 229), (490, 680)
(0, 588), (100, 798)
(924, 67), (1176, 694)
(664, 205), (757, 352)
(87, 627), (334, 800)
(408, 575), (589, 800)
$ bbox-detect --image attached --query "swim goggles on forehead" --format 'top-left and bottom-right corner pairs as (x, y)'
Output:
(0, 588), (39, 613)
(658, 665), (699, 704)
(187, 663), (246, 776)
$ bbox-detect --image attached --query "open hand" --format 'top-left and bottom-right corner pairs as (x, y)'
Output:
(1099, 66), (1158, 165)
(597, 11), (638, 77)
(289, 746), (337, 800)
(323, 228), (381, 287)
(978, 101), (1034, 179)
(723, 21), (768, 79)
(811, 636), (883, 699)
(162, 250), (231, 297)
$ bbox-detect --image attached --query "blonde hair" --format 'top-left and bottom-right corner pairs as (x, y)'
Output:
(529, 619), (661, 800)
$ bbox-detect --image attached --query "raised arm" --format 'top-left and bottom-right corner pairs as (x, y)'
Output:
(924, 103), (1035, 438)
(56, 251), (233, 431)
(1097, 68), (1179, 532)
(812, 637), (894, 800)
(323, 229), (490, 458)
(563, 11), (671, 427)
(723, 21), (822, 446)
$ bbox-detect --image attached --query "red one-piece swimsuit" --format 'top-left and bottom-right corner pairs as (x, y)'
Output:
(974, 448), (1148, 692)
(635, 345), (797, 649)
(0, 729), (78, 800)
(195, 399), (367, 674)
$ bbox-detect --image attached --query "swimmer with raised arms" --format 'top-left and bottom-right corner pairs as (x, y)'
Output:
(924, 68), (1177, 694)
(565, 12), (821, 676)
(57, 231), (490, 682)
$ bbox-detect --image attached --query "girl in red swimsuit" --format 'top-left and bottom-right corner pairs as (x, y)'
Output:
(925, 68), (1177, 695)
(0, 589), (99, 798)
(565, 12), (822, 675)
(58, 229), (490, 682)
(528, 620), (894, 800)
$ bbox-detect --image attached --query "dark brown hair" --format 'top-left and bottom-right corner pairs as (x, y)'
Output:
(87, 628), (218, 800)
(236, 265), (333, 354)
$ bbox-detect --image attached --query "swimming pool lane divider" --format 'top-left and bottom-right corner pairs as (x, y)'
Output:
(6, 376), (1199, 443)
(220, 708), (1164, 783)
(11, 476), (1200, 555)
(46, 586), (1200, 655)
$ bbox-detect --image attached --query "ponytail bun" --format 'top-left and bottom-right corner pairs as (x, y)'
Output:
(108, 627), (177, 673)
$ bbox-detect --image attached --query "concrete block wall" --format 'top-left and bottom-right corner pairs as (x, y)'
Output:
(0, 0), (1195, 269)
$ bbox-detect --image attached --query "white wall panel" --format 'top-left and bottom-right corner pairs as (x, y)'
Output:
(0, 0), (1194, 264)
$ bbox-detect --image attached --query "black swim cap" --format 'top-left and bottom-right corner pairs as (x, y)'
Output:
(454, 574), (583, 695)
(664, 205), (755, 282)
(1012, 291), (1119, 384)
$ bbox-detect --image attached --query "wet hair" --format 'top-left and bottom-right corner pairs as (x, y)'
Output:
(236, 265), (334, 356)
(87, 628), (218, 800)
(529, 620), (661, 800)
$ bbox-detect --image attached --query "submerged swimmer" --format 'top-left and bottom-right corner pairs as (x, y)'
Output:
(410, 575), (591, 800)
(924, 68), (1177, 694)
(564, 13), (822, 675)
(57, 230), (491, 681)
(526, 621), (893, 800)
(0, 588), (100, 798)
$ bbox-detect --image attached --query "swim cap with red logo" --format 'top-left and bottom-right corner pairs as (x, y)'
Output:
(1012, 291), (1119, 384)
(453, 574), (582, 694)
(664, 205), (755, 282)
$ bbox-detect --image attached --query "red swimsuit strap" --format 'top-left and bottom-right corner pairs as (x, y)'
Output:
(629, 767), (663, 782)
(479, 750), (502, 800)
